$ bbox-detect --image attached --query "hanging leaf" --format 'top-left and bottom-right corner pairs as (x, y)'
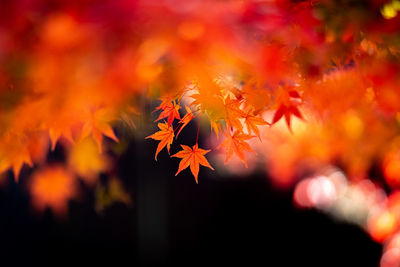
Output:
(146, 122), (175, 160)
(172, 144), (214, 183)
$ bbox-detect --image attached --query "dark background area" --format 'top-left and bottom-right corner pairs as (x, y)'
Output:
(0, 135), (382, 267)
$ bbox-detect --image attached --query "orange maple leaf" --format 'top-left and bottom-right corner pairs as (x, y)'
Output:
(0, 132), (46, 181)
(172, 144), (214, 183)
(49, 127), (74, 151)
(244, 112), (270, 139)
(0, 149), (33, 182)
(224, 97), (246, 131)
(80, 108), (119, 153)
(220, 131), (255, 167)
(241, 81), (272, 114)
(176, 106), (194, 137)
(189, 80), (225, 124)
(155, 99), (181, 126)
(30, 166), (77, 216)
(146, 122), (175, 160)
(155, 96), (175, 110)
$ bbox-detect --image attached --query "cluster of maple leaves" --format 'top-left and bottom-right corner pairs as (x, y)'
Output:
(146, 84), (306, 182)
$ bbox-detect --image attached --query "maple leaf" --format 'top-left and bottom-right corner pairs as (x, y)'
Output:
(220, 131), (255, 168)
(68, 137), (109, 185)
(241, 81), (272, 114)
(172, 144), (214, 183)
(191, 92), (225, 137)
(42, 108), (77, 150)
(224, 97), (246, 131)
(176, 106), (194, 137)
(190, 91), (225, 122)
(155, 99), (181, 126)
(0, 132), (43, 181)
(30, 166), (77, 216)
(49, 127), (74, 151)
(80, 108), (119, 153)
(189, 78), (225, 123)
(271, 89), (304, 131)
(272, 104), (303, 131)
(155, 96), (175, 110)
(146, 122), (175, 160)
(244, 112), (270, 139)
(0, 149), (33, 182)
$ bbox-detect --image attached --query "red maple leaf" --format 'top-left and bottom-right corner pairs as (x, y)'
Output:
(271, 89), (304, 131)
